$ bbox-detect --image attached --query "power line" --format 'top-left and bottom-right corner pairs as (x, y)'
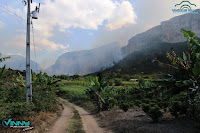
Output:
(0, 4), (26, 22)
(31, 18), (38, 72)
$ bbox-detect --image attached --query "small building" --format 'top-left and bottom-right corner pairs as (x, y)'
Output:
(130, 79), (138, 82)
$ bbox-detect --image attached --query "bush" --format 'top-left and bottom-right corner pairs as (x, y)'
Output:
(142, 103), (163, 122)
(108, 79), (114, 86)
(0, 71), (58, 120)
(0, 102), (34, 120)
(60, 75), (70, 80)
(169, 93), (187, 118)
(119, 102), (130, 112)
(114, 79), (123, 86)
(142, 103), (151, 113)
(148, 106), (163, 122)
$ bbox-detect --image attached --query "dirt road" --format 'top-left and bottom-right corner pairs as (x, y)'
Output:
(49, 103), (72, 133)
(73, 104), (108, 133)
(49, 98), (111, 133)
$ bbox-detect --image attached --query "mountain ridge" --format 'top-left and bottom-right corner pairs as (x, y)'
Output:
(46, 43), (122, 76)
(122, 9), (200, 56)
(0, 54), (40, 73)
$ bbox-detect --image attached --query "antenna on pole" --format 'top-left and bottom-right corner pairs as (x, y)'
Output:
(25, 0), (40, 102)
(31, 3), (40, 19)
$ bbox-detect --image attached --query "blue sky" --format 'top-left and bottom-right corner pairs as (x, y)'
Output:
(0, 0), (199, 69)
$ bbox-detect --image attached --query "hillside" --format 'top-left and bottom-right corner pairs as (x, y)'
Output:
(122, 9), (200, 56)
(0, 55), (40, 73)
(46, 43), (122, 75)
(105, 40), (188, 74)
(107, 10), (200, 75)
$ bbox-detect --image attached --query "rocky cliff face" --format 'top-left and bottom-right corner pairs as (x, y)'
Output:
(46, 43), (122, 76)
(123, 9), (200, 55)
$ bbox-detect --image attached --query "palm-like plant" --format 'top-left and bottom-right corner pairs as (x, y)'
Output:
(167, 28), (200, 117)
(86, 73), (108, 112)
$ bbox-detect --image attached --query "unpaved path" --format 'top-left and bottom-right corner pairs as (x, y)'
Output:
(49, 98), (111, 133)
(73, 104), (112, 133)
(49, 103), (72, 133)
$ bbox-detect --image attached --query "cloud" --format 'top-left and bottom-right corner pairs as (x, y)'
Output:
(94, 24), (146, 47)
(93, 0), (200, 48)
(33, 0), (136, 32)
(106, 1), (137, 30)
(0, 21), (4, 29)
(5, 35), (25, 48)
(26, 0), (136, 52)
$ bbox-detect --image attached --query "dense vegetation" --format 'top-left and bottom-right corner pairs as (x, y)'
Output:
(0, 57), (59, 121)
(105, 40), (188, 75)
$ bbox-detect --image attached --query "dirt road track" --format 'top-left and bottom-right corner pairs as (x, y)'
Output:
(73, 104), (108, 133)
(49, 104), (72, 133)
(49, 98), (112, 133)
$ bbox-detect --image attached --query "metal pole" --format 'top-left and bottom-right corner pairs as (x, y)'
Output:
(26, 0), (32, 102)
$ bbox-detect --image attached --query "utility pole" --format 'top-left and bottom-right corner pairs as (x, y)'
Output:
(25, 0), (40, 102)
(26, 0), (32, 102)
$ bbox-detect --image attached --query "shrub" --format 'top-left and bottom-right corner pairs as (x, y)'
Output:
(119, 102), (130, 112)
(167, 92), (187, 118)
(114, 79), (123, 86)
(0, 71), (58, 120)
(148, 106), (163, 122)
(142, 103), (151, 113)
(108, 79), (114, 86)
(142, 103), (163, 122)
(0, 102), (34, 120)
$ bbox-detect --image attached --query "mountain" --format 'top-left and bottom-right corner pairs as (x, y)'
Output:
(122, 9), (200, 56)
(105, 41), (187, 74)
(108, 10), (200, 74)
(0, 55), (40, 73)
(46, 43), (122, 76)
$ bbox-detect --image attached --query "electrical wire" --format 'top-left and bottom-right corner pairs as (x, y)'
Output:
(0, 2), (39, 72)
(31, 18), (38, 73)
(0, 4), (26, 22)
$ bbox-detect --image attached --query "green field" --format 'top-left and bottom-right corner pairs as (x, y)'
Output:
(122, 81), (138, 86)
(59, 86), (87, 94)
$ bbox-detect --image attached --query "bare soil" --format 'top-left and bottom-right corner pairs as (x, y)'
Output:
(73, 104), (112, 133)
(96, 108), (200, 133)
(48, 104), (72, 133)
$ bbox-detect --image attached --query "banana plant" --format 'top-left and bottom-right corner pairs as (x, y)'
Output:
(33, 71), (60, 89)
(86, 75), (108, 112)
(167, 28), (200, 117)
(0, 54), (10, 63)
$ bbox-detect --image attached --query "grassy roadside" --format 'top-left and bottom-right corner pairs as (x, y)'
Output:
(0, 101), (64, 133)
(62, 100), (85, 133)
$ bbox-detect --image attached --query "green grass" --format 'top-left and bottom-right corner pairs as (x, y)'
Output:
(57, 86), (88, 101)
(62, 101), (85, 133)
(122, 81), (138, 86)
(59, 86), (87, 94)
(61, 80), (90, 87)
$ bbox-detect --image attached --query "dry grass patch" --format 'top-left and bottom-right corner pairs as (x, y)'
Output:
(0, 101), (63, 133)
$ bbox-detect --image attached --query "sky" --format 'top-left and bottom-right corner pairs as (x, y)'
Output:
(0, 0), (199, 69)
